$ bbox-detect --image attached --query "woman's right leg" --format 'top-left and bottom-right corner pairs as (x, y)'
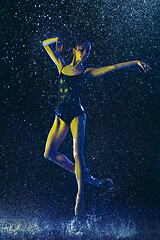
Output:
(44, 115), (75, 173)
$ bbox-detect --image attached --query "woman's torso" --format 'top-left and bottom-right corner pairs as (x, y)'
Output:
(57, 67), (86, 106)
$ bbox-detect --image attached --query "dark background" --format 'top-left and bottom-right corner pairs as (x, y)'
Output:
(1, 0), (160, 238)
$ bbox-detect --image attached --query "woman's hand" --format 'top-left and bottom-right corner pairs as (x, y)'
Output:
(56, 37), (63, 52)
(137, 61), (151, 73)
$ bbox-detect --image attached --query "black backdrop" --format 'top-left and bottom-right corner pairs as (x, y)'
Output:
(1, 0), (160, 238)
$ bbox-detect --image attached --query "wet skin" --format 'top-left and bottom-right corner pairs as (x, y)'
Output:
(42, 37), (151, 216)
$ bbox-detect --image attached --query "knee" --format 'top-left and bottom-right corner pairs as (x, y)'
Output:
(44, 148), (56, 160)
(44, 151), (48, 159)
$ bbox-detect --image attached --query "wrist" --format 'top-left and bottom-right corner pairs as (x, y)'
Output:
(137, 60), (141, 66)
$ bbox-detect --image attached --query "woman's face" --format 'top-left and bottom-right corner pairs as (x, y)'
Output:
(73, 42), (90, 62)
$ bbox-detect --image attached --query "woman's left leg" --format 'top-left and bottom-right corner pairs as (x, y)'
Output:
(70, 113), (86, 216)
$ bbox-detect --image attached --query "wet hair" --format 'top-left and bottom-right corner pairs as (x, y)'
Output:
(73, 39), (91, 52)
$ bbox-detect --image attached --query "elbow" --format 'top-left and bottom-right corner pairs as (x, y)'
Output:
(42, 40), (48, 46)
(42, 41), (46, 46)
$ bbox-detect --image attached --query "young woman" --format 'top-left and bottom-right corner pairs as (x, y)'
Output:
(42, 37), (151, 216)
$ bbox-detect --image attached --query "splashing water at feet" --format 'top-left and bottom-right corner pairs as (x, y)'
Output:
(0, 214), (138, 239)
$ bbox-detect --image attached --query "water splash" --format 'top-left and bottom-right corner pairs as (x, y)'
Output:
(0, 214), (137, 239)
(61, 215), (137, 239)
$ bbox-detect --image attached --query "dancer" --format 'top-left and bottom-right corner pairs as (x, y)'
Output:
(42, 36), (150, 215)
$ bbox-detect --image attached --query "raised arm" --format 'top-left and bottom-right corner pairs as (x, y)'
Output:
(43, 37), (65, 73)
(85, 60), (151, 77)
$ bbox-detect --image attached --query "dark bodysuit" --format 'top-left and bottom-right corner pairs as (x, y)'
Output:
(55, 68), (86, 125)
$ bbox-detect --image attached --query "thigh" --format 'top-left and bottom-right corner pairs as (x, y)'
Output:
(45, 115), (69, 151)
(70, 114), (86, 154)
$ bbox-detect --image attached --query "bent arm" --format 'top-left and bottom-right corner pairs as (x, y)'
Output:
(86, 60), (150, 77)
(43, 37), (58, 46)
(42, 37), (65, 72)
